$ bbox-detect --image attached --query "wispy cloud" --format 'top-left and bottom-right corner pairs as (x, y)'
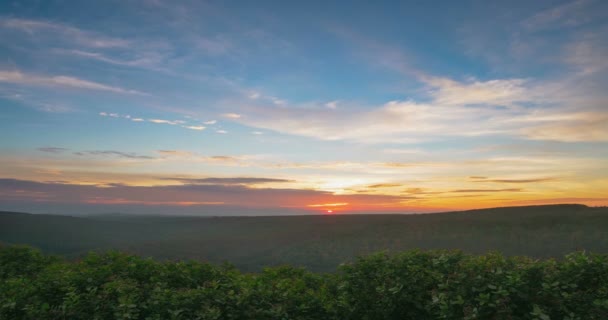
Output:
(221, 113), (241, 119)
(37, 147), (69, 154)
(0, 18), (130, 48)
(470, 177), (555, 184)
(162, 177), (292, 185)
(55, 49), (166, 70)
(450, 188), (523, 193)
(0, 70), (144, 95)
(366, 183), (402, 189)
(74, 150), (156, 160)
(522, 0), (604, 31)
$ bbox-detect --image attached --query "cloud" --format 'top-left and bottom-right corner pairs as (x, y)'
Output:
(0, 70), (144, 95)
(207, 155), (238, 162)
(367, 183), (402, 189)
(163, 177), (292, 185)
(470, 177), (555, 184)
(325, 101), (339, 109)
(307, 202), (348, 207)
(563, 31), (608, 75)
(450, 188), (523, 193)
(521, 112), (608, 142)
(224, 98), (506, 142)
(148, 119), (184, 125)
(157, 150), (195, 157)
(216, 130), (228, 134)
(522, 0), (605, 31)
(37, 147), (69, 154)
(182, 125), (206, 131)
(74, 150), (156, 160)
(204, 120), (217, 125)
(383, 148), (426, 155)
(423, 76), (529, 107)
(55, 49), (165, 69)
(221, 113), (241, 119)
(0, 178), (407, 212)
(0, 18), (129, 48)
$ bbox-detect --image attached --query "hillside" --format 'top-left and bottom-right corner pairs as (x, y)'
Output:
(1, 204), (607, 271)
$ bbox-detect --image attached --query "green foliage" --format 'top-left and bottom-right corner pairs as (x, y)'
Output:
(1, 246), (608, 319)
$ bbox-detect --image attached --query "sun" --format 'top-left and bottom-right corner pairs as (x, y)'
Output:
(326, 209), (333, 214)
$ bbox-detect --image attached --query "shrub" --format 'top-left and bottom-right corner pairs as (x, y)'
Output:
(1, 245), (608, 319)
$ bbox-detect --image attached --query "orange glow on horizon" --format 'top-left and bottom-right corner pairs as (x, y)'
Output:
(307, 202), (349, 208)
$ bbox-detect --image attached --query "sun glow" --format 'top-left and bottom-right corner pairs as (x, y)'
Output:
(307, 202), (348, 207)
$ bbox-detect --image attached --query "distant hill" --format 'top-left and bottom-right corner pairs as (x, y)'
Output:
(1, 204), (607, 271)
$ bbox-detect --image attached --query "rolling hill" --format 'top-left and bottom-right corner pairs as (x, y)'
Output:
(1, 204), (607, 271)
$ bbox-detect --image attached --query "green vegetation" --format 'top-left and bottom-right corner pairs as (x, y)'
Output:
(1, 204), (608, 272)
(1, 245), (608, 319)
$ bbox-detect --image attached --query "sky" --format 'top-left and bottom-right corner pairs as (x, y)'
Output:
(0, 0), (607, 215)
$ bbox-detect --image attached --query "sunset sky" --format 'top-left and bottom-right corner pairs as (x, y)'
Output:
(1, 0), (607, 215)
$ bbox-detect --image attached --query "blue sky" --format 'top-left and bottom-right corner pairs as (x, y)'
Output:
(0, 0), (607, 214)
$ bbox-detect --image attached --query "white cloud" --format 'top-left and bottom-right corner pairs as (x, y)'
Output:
(204, 120), (217, 125)
(423, 76), (529, 107)
(220, 72), (608, 143)
(183, 125), (206, 131)
(216, 130), (228, 134)
(149, 119), (180, 125)
(325, 101), (339, 109)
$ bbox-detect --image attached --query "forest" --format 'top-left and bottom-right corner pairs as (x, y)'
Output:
(1, 204), (608, 272)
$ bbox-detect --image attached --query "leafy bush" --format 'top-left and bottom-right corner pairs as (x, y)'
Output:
(1, 245), (607, 319)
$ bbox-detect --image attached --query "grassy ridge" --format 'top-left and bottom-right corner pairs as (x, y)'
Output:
(1, 204), (608, 271)
(1, 246), (608, 319)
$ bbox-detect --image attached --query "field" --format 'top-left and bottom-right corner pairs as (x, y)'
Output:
(2, 204), (608, 272)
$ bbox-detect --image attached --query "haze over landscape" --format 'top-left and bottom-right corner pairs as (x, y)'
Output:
(1, 0), (607, 216)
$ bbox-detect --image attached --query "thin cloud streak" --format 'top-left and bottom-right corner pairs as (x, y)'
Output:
(0, 178), (407, 211)
(0, 17), (130, 48)
(0, 70), (144, 95)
